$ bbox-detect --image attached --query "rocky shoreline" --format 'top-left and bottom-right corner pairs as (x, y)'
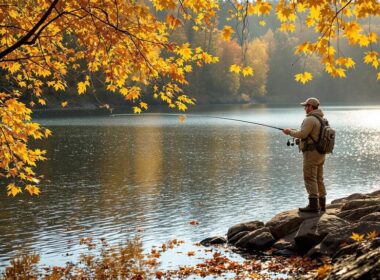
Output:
(202, 190), (380, 279)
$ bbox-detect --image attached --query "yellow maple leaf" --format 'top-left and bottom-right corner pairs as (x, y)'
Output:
(377, 72), (380, 80)
(140, 102), (148, 110)
(176, 101), (187, 111)
(242, 66), (254, 77)
(126, 87), (141, 101)
(166, 14), (182, 29)
(306, 17), (315, 27)
(350, 232), (364, 242)
(44, 129), (52, 137)
(368, 32), (377, 43)
(259, 20), (266, 27)
(364, 51), (378, 64)
(184, 65), (192, 72)
(366, 230), (378, 239)
(7, 183), (22, 197)
(295, 72), (313, 84)
(78, 81), (88, 95)
(258, 2), (272, 15)
(222, 25), (234, 41)
(230, 64), (241, 74)
(25, 185), (40, 196)
(295, 42), (312, 55)
(133, 106), (142, 114)
(297, 3), (306, 13)
(280, 23), (296, 33)
(177, 43), (192, 60)
(336, 57), (355, 69)
(335, 68), (346, 78)
(8, 63), (21, 74)
(54, 82), (65, 91)
(61, 101), (68, 108)
(38, 98), (46, 106)
(345, 58), (355, 69)
(358, 35), (370, 47)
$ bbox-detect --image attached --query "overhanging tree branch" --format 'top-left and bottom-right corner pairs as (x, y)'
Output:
(0, 0), (59, 61)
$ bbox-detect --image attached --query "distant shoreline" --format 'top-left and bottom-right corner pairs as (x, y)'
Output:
(33, 103), (380, 118)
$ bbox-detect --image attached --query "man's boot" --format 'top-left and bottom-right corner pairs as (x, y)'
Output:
(299, 197), (320, 212)
(319, 197), (326, 212)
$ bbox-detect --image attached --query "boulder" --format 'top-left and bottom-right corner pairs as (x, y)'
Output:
(228, 231), (249, 245)
(325, 238), (380, 280)
(227, 221), (264, 241)
(369, 189), (380, 197)
(294, 214), (350, 253)
(265, 209), (320, 239)
(326, 203), (343, 210)
(341, 198), (380, 211)
(200, 236), (227, 246)
(235, 227), (275, 250)
(360, 212), (380, 222)
(337, 205), (380, 221)
(331, 193), (371, 204)
(247, 232), (275, 250)
(273, 231), (297, 250)
(317, 221), (380, 256)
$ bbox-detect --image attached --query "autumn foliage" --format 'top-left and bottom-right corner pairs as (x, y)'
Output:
(0, 0), (379, 195)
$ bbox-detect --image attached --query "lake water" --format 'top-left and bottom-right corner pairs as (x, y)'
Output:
(1, 105), (380, 270)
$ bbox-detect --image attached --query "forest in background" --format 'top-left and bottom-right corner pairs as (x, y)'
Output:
(12, 1), (380, 110)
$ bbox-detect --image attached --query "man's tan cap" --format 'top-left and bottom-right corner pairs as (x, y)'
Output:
(300, 97), (320, 107)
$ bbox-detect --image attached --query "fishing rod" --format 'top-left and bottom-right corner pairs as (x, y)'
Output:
(110, 113), (284, 131)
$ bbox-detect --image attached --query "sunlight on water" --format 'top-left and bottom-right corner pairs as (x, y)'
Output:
(0, 105), (379, 270)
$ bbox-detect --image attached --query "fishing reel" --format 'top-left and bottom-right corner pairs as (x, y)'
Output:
(287, 138), (299, 147)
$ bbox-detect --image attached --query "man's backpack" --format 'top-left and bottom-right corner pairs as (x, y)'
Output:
(310, 114), (335, 154)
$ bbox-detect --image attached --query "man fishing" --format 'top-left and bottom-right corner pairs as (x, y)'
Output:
(282, 97), (326, 212)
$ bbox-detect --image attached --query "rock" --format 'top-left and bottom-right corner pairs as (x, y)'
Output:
(265, 209), (320, 239)
(369, 189), (380, 197)
(325, 205), (342, 214)
(227, 221), (264, 241)
(294, 217), (321, 253)
(317, 221), (380, 256)
(360, 212), (380, 222)
(337, 205), (380, 221)
(245, 232), (275, 250)
(228, 231), (249, 245)
(200, 236), (227, 246)
(273, 240), (293, 250)
(294, 214), (350, 254)
(325, 239), (380, 280)
(341, 198), (380, 211)
(331, 193), (371, 204)
(235, 227), (275, 250)
(273, 231), (297, 250)
(273, 248), (297, 257)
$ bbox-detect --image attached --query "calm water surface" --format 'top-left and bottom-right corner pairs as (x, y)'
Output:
(1, 105), (380, 269)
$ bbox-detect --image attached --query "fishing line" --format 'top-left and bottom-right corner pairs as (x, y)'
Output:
(110, 113), (284, 131)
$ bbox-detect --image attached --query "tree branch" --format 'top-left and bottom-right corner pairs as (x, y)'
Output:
(0, 0), (59, 61)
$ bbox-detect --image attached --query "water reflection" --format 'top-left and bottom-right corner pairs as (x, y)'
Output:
(0, 106), (379, 268)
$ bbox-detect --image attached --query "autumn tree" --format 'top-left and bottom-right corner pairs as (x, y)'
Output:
(1, 0), (379, 196)
(238, 37), (270, 100)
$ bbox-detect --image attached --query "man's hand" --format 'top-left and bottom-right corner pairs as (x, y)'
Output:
(282, 128), (291, 135)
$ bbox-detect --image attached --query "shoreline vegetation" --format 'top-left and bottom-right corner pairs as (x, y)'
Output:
(2, 190), (379, 279)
